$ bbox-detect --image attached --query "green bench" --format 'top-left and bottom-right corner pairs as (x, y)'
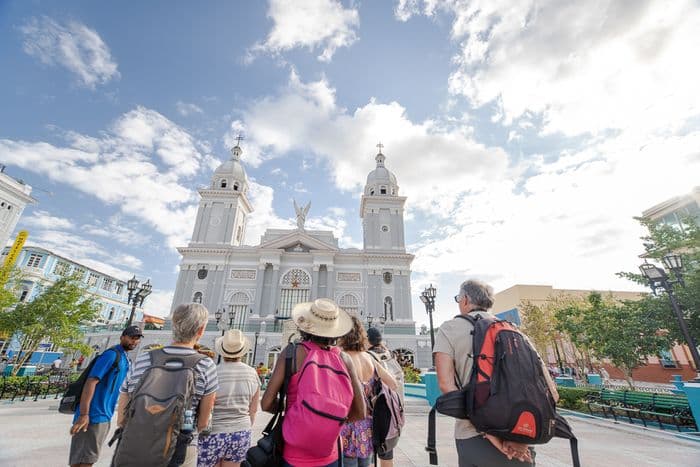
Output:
(586, 389), (696, 431)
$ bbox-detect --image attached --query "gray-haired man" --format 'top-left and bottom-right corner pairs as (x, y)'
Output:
(434, 279), (536, 466)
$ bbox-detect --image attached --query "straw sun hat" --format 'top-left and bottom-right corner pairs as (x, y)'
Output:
(291, 298), (353, 338)
(215, 329), (249, 359)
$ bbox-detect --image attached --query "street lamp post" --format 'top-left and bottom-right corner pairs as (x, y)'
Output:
(252, 331), (260, 365)
(420, 284), (437, 365)
(640, 254), (700, 381)
(126, 276), (152, 327)
(214, 308), (236, 364)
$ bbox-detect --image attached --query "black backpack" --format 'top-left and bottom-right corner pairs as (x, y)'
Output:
(427, 313), (580, 466)
(59, 347), (121, 415)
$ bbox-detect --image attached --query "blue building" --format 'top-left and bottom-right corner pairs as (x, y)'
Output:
(2, 245), (135, 325)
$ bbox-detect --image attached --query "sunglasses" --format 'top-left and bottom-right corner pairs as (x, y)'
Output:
(454, 295), (464, 303)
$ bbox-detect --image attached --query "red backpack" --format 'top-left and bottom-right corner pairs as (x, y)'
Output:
(428, 313), (580, 467)
(282, 341), (354, 459)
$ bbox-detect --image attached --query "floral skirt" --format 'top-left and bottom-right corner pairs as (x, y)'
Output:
(340, 416), (373, 459)
(197, 430), (252, 467)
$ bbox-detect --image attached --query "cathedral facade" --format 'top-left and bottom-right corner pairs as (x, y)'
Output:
(171, 144), (432, 368)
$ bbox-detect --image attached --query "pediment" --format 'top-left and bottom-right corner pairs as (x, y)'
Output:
(258, 231), (338, 252)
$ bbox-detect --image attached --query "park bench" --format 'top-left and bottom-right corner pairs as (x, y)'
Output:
(586, 389), (696, 431)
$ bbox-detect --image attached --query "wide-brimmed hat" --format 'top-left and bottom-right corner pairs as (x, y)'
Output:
(291, 298), (353, 338)
(215, 329), (249, 359)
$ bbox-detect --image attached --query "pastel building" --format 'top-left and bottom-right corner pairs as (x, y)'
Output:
(1, 245), (134, 325)
(0, 166), (36, 247)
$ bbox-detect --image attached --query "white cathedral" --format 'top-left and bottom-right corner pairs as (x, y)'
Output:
(171, 143), (432, 368)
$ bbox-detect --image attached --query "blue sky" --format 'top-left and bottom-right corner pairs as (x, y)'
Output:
(1, 0), (699, 325)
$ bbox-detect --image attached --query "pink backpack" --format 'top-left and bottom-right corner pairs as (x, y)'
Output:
(283, 341), (354, 458)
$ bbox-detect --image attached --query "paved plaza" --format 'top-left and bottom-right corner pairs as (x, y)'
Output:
(1, 398), (699, 466)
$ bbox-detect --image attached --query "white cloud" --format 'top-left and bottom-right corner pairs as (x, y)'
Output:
(143, 289), (174, 318)
(176, 101), (204, 117)
(248, 0), (360, 62)
(20, 16), (119, 89)
(22, 210), (74, 230)
(231, 70), (700, 324)
(401, 0), (700, 136)
(243, 181), (295, 245)
(0, 106), (205, 249)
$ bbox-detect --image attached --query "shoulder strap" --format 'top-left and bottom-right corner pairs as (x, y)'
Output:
(366, 350), (381, 364)
(426, 406), (438, 465)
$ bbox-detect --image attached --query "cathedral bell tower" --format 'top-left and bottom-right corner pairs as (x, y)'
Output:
(190, 142), (253, 246)
(360, 145), (407, 252)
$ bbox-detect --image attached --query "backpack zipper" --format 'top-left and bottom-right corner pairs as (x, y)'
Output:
(301, 400), (348, 423)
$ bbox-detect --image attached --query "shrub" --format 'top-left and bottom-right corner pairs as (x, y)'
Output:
(403, 366), (422, 383)
(556, 387), (599, 411)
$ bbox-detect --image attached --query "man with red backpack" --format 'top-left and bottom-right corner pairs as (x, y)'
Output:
(434, 279), (560, 466)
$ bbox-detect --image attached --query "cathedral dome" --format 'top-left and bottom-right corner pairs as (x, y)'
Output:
(364, 150), (398, 196)
(212, 144), (248, 193)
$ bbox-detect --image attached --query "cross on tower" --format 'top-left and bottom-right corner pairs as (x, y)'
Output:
(376, 142), (384, 154)
(235, 134), (244, 146)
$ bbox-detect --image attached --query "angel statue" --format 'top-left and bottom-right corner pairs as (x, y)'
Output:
(293, 200), (311, 231)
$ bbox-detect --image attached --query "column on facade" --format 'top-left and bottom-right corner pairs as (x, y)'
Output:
(253, 262), (266, 315)
(271, 265), (280, 315)
(311, 265), (320, 300)
(326, 265), (335, 302)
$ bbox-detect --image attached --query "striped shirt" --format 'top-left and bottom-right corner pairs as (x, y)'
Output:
(210, 361), (260, 434)
(121, 346), (219, 413)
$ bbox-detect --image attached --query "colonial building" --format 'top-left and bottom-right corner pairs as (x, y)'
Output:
(171, 144), (432, 368)
(0, 165), (36, 248)
(1, 245), (134, 325)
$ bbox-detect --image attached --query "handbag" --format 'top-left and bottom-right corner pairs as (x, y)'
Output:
(246, 345), (294, 467)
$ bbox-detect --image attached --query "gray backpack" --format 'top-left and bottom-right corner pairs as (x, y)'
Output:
(113, 349), (206, 467)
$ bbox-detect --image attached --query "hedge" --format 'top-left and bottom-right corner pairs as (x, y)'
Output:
(556, 386), (599, 411)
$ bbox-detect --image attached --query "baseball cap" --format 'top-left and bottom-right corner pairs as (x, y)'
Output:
(122, 325), (144, 338)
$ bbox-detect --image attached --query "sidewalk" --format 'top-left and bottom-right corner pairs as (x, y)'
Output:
(1, 398), (699, 466)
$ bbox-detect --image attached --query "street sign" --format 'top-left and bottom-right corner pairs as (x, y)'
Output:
(0, 230), (28, 285)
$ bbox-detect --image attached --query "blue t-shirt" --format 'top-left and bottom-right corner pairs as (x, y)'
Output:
(74, 345), (129, 424)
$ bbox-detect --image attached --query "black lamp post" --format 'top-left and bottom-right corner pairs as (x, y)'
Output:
(639, 254), (700, 381)
(252, 331), (260, 366)
(126, 276), (152, 327)
(215, 308), (236, 364)
(420, 284), (437, 363)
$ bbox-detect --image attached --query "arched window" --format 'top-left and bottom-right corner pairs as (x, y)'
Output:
(227, 291), (251, 330)
(279, 269), (311, 318)
(220, 179), (227, 188)
(193, 292), (203, 303)
(380, 186), (387, 194)
(338, 293), (359, 316)
(233, 182), (239, 191)
(370, 189), (375, 195)
(384, 296), (393, 321)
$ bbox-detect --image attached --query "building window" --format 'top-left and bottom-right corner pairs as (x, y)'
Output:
(233, 182), (240, 191)
(279, 269), (311, 318)
(220, 179), (227, 188)
(338, 293), (359, 316)
(115, 283), (124, 295)
(19, 289), (29, 301)
(370, 189), (375, 195)
(87, 273), (99, 287)
(101, 278), (114, 292)
(26, 253), (43, 268)
(193, 292), (203, 303)
(659, 350), (678, 368)
(380, 186), (387, 194)
(108, 307), (115, 321)
(227, 292), (250, 330)
(198, 267), (208, 280)
(53, 261), (71, 276)
(384, 296), (393, 321)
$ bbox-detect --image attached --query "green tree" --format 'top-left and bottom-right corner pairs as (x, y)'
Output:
(519, 300), (559, 362)
(557, 292), (670, 388)
(0, 276), (99, 375)
(618, 216), (700, 346)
